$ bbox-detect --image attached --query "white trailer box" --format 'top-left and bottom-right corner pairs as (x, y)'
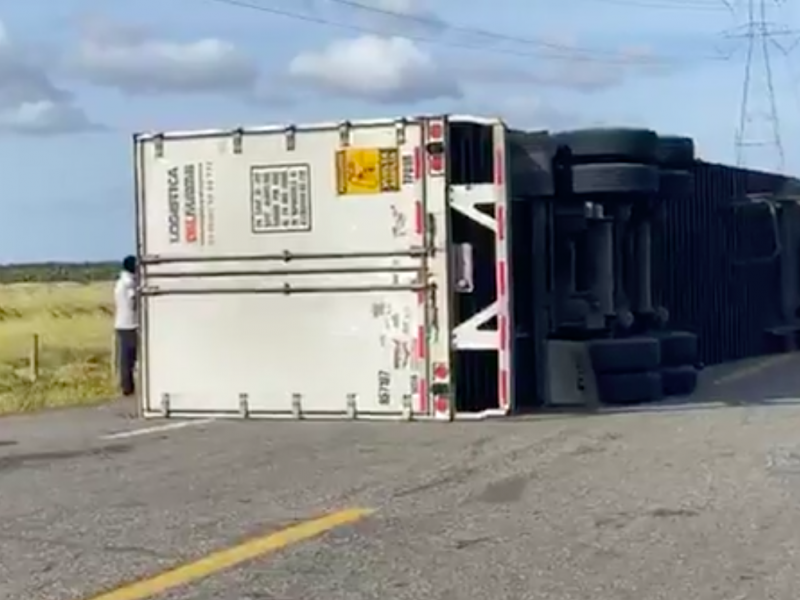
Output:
(134, 116), (523, 420)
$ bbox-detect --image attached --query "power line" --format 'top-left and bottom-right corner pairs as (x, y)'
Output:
(333, 0), (739, 61)
(565, 0), (727, 9)
(327, 0), (734, 61)
(204, 0), (734, 65)
(329, 0), (642, 59)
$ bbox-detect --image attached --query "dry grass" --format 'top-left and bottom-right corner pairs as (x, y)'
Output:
(0, 281), (116, 414)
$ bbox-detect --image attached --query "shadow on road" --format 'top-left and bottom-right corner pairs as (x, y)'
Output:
(512, 353), (800, 421)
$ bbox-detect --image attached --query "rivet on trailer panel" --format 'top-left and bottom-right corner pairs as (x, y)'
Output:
(231, 128), (244, 154)
(338, 121), (351, 147)
(238, 393), (250, 418)
(291, 393), (303, 419)
(154, 135), (165, 158)
(284, 125), (297, 151)
(346, 394), (357, 419)
(395, 118), (407, 145)
(161, 393), (171, 417)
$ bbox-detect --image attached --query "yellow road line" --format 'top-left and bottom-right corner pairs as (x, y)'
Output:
(84, 508), (373, 600)
(713, 353), (797, 385)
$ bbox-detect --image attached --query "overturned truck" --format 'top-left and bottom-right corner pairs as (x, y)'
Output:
(133, 116), (799, 420)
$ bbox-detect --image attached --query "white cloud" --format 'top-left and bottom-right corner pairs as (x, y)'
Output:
(69, 17), (259, 95)
(537, 58), (643, 92)
(455, 42), (669, 94)
(0, 19), (95, 135)
(489, 96), (582, 131)
(457, 60), (626, 93)
(0, 100), (98, 135)
(289, 35), (460, 103)
(489, 95), (650, 133)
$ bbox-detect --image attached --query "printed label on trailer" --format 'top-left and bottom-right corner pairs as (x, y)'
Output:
(250, 164), (312, 233)
(183, 164), (198, 243)
(402, 153), (414, 185)
(167, 167), (181, 243)
(202, 161), (216, 246)
(166, 163), (214, 245)
(335, 147), (400, 196)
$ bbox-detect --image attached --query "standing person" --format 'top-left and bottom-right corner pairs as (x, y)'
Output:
(114, 255), (138, 396)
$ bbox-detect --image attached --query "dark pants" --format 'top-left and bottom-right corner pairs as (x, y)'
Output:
(116, 329), (138, 396)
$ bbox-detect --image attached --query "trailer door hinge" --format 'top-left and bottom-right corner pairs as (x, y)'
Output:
(291, 393), (303, 419)
(346, 393), (357, 419)
(401, 394), (413, 421)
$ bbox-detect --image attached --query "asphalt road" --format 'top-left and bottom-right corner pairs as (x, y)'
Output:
(4, 356), (800, 600)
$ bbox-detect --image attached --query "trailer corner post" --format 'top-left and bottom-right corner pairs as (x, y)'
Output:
(492, 121), (513, 414)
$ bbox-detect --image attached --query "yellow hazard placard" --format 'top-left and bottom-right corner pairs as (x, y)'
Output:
(335, 147), (400, 196)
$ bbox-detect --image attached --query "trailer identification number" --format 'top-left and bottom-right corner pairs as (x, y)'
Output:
(377, 370), (391, 405)
(336, 147), (400, 196)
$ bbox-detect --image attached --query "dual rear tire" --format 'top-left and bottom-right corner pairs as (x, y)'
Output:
(588, 331), (699, 404)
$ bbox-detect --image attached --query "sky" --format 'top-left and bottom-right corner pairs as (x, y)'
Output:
(0, 0), (798, 262)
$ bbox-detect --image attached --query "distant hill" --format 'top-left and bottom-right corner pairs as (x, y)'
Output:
(0, 261), (119, 284)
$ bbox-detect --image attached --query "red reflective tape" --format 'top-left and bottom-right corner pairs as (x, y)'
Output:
(414, 200), (423, 234)
(499, 315), (508, 350)
(496, 205), (505, 240)
(497, 260), (507, 298)
(494, 147), (504, 185)
(499, 369), (508, 407)
(417, 290), (425, 305)
(418, 378), (428, 413)
(413, 147), (422, 180)
(429, 153), (443, 174)
(416, 326), (426, 359)
(433, 362), (448, 381)
(185, 216), (198, 243)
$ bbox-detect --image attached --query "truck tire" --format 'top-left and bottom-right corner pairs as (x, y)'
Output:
(589, 337), (661, 374)
(659, 169), (692, 197)
(597, 371), (663, 404)
(661, 365), (698, 396)
(656, 136), (695, 167)
(553, 128), (658, 163)
(572, 164), (659, 195)
(657, 331), (698, 366)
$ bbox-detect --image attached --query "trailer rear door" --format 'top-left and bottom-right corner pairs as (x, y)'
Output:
(134, 119), (439, 419)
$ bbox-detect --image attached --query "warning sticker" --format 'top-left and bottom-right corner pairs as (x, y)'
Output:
(250, 164), (312, 233)
(336, 147), (400, 196)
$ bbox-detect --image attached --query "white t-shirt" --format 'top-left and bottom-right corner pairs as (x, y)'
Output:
(114, 271), (137, 330)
